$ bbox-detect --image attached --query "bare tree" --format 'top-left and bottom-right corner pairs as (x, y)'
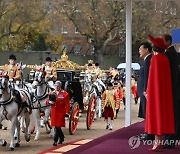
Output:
(53, 0), (125, 64)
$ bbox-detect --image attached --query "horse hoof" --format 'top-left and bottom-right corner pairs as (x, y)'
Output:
(34, 137), (39, 141)
(26, 137), (30, 142)
(8, 147), (14, 151)
(15, 143), (20, 147)
(30, 127), (35, 134)
(2, 141), (7, 147)
(14, 137), (17, 140)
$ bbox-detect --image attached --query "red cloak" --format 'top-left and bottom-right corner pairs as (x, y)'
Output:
(145, 53), (175, 135)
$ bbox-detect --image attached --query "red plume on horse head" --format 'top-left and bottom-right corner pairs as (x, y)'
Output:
(0, 71), (9, 79)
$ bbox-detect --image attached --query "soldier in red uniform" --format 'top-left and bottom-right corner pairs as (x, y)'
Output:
(113, 82), (123, 119)
(48, 81), (70, 146)
(102, 82), (120, 130)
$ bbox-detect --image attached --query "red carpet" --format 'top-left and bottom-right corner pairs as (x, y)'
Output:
(64, 121), (180, 154)
(38, 139), (93, 154)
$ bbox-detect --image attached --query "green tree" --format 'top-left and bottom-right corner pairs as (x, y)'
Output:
(0, 0), (64, 52)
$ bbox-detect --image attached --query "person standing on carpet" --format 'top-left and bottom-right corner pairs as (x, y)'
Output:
(102, 82), (120, 130)
(145, 35), (175, 151)
(137, 42), (154, 141)
(161, 34), (180, 149)
(47, 80), (70, 146)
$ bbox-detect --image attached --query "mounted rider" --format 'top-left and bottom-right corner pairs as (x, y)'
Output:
(85, 63), (94, 74)
(3, 54), (21, 85)
(0, 54), (29, 112)
(94, 62), (105, 91)
(42, 57), (57, 90)
(94, 62), (102, 79)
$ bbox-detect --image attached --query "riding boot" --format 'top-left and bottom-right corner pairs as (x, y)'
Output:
(13, 90), (22, 105)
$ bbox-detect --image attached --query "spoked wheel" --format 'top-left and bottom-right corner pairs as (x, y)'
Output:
(86, 94), (96, 130)
(69, 102), (80, 135)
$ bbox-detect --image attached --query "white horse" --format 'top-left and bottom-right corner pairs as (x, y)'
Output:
(30, 68), (52, 140)
(93, 78), (106, 119)
(82, 73), (106, 119)
(82, 73), (93, 105)
(0, 74), (31, 151)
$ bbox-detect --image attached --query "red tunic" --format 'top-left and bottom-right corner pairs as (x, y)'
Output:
(145, 53), (175, 135)
(131, 85), (137, 98)
(50, 90), (70, 127)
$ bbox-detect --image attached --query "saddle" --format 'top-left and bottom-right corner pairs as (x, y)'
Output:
(13, 89), (31, 114)
(13, 89), (22, 105)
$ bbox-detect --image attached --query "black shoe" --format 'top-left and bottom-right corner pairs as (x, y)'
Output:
(57, 138), (64, 144)
(140, 134), (154, 141)
(106, 124), (110, 129)
(53, 142), (57, 146)
(162, 144), (175, 149)
(2, 126), (7, 130)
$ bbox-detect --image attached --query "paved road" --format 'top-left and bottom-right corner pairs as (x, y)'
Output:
(0, 101), (142, 154)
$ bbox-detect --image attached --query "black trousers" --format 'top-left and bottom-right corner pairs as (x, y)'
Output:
(54, 127), (64, 143)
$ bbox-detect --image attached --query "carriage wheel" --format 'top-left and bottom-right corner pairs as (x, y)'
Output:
(86, 94), (96, 130)
(69, 102), (79, 135)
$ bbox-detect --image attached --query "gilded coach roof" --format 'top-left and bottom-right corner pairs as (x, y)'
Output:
(27, 52), (92, 70)
(52, 52), (85, 70)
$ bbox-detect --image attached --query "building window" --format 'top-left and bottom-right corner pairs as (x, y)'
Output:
(74, 44), (81, 54)
(75, 27), (79, 34)
(61, 26), (68, 34)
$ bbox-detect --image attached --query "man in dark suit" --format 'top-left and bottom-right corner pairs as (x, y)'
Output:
(162, 34), (179, 149)
(137, 42), (154, 140)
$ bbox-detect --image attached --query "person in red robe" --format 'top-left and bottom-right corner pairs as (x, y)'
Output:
(145, 35), (175, 151)
(48, 80), (70, 146)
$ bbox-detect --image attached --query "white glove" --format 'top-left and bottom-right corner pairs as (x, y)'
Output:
(9, 78), (14, 82)
(49, 101), (55, 105)
(50, 75), (53, 78)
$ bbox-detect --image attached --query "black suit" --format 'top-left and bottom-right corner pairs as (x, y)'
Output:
(175, 53), (180, 139)
(165, 46), (180, 141)
(137, 54), (152, 118)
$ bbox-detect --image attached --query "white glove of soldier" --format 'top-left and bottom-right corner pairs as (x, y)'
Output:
(49, 101), (55, 105)
(9, 78), (14, 82)
(50, 75), (53, 79)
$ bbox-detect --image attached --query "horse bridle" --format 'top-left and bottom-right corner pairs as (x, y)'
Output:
(34, 71), (45, 86)
(0, 77), (14, 105)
